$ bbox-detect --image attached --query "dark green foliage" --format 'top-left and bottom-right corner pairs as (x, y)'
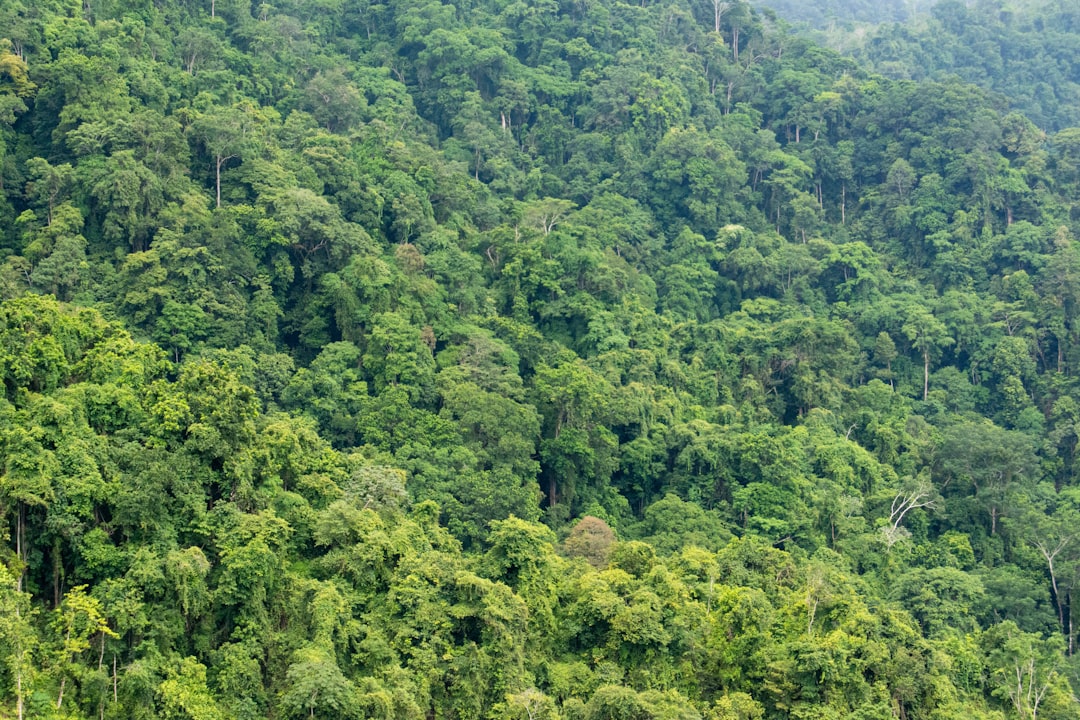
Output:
(3, 0), (1080, 717)
(844, 0), (1080, 132)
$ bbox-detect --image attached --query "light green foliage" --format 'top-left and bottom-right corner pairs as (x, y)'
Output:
(158, 657), (227, 720)
(1, 0), (1080, 716)
(0, 564), (37, 720)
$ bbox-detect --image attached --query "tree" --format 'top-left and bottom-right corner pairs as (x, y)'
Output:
(893, 567), (985, 636)
(648, 127), (746, 237)
(709, 693), (763, 720)
(49, 585), (118, 710)
(936, 421), (1037, 536)
(24, 158), (73, 227)
(504, 688), (558, 720)
(902, 303), (953, 401)
(0, 564), (36, 720)
(583, 685), (652, 720)
(191, 100), (270, 208)
(158, 657), (228, 720)
(532, 356), (617, 512)
(281, 647), (359, 720)
(361, 311), (435, 404)
(984, 621), (1069, 720)
(873, 331), (897, 387)
(880, 474), (939, 549)
(86, 150), (165, 252)
(1015, 486), (1080, 650)
(563, 516), (616, 568)
(303, 70), (367, 133)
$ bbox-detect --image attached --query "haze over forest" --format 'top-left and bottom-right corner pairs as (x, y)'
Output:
(3, 0), (1080, 718)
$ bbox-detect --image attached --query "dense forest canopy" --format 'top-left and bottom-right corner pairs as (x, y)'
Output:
(751, 0), (911, 27)
(809, 0), (1080, 131)
(3, 0), (1080, 717)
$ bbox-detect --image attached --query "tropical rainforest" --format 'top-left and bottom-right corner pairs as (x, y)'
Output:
(843, 0), (1080, 131)
(751, 0), (911, 28)
(2, 0), (1080, 716)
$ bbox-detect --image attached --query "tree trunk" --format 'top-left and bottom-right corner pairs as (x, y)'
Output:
(1049, 556), (1066, 634)
(216, 155), (224, 208)
(15, 604), (24, 720)
(1069, 594), (1074, 656)
(53, 537), (62, 607)
(16, 502), (23, 591)
(923, 348), (929, 401)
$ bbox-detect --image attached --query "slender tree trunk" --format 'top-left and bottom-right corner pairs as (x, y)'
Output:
(16, 502), (23, 591)
(1048, 556), (1066, 634)
(1069, 594), (1074, 656)
(216, 155), (224, 208)
(923, 348), (929, 401)
(53, 537), (62, 607)
(15, 603), (24, 720)
(1035, 340), (1048, 373)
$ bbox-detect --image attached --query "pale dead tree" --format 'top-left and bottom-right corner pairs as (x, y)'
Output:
(711, 0), (732, 33)
(521, 198), (576, 236)
(988, 620), (1068, 719)
(507, 688), (555, 720)
(804, 562), (831, 637)
(881, 480), (937, 548)
(1031, 531), (1076, 642)
(1005, 654), (1055, 720)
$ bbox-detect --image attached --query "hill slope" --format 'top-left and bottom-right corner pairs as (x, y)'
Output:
(2, 0), (1080, 717)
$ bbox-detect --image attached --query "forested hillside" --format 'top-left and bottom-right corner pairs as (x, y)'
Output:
(842, 0), (1080, 131)
(751, 0), (910, 28)
(3, 0), (1080, 717)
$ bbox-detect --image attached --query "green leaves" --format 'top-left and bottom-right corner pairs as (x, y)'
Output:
(6, 0), (1080, 716)
(281, 646), (358, 720)
(158, 657), (227, 720)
